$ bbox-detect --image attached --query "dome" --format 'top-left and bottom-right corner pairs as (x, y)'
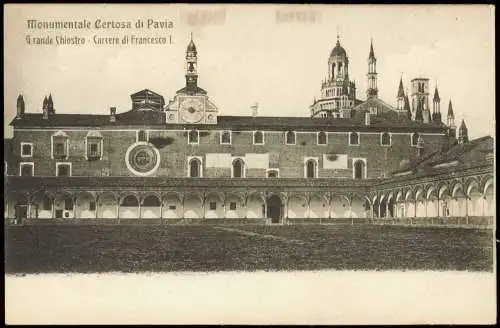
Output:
(330, 40), (347, 57)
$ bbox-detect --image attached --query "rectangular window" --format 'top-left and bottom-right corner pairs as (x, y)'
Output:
(220, 131), (232, 144)
(43, 198), (51, 211)
(229, 202), (237, 210)
(21, 143), (33, 157)
(89, 201), (96, 211)
(253, 131), (264, 145)
(64, 199), (73, 211)
(87, 141), (101, 159)
(57, 163), (71, 177)
(53, 142), (66, 158)
(20, 163), (33, 176)
(188, 130), (199, 144)
(209, 201), (217, 211)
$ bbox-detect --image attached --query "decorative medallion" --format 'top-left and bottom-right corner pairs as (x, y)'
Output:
(125, 142), (161, 176)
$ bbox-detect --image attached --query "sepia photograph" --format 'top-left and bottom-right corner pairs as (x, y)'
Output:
(4, 4), (496, 325)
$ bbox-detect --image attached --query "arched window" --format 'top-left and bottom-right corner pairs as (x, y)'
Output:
(305, 159), (316, 179)
(381, 132), (391, 146)
(331, 63), (335, 79)
(121, 195), (139, 207)
(188, 130), (199, 144)
(317, 131), (327, 145)
(142, 195), (161, 207)
(285, 131), (296, 145)
(232, 158), (245, 178)
(220, 131), (231, 144)
(137, 130), (147, 142)
(349, 132), (359, 145)
(253, 131), (264, 145)
(354, 160), (365, 180)
(411, 132), (419, 146)
(189, 158), (201, 178)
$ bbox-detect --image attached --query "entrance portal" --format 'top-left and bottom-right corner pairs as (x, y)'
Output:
(267, 195), (282, 223)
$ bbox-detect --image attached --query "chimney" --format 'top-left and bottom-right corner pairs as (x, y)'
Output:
(110, 107), (116, 122)
(16, 94), (25, 118)
(364, 112), (371, 126)
(251, 102), (258, 118)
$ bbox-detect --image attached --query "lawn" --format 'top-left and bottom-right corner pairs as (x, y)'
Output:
(4, 224), (494, 273)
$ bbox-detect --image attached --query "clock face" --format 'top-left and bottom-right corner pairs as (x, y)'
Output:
(180, 97), (204, 123)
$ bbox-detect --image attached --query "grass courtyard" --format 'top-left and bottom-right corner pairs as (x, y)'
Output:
(4, 224), (494, 273)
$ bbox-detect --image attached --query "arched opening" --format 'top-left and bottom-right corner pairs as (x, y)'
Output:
(483, 179), (494, 216)
(253, 131), (263, 144)
(189, 158), (202, 178)
(232, 158), (245, 178)
(267, 169), (279, 178)
(54, 193), (74, 219)
(354, 160), (365, 180)
(411, 132), (419, 146)
(75, 192), (96, 219)
(121, 195), (139, 207)
(317, 131), (327, 145)
(141, 195), (161, 219)
(120, 195), (139, 219)
(286, 131), (296, 145)
(305, 159), (316, 179)
(349, 132), (359, 145)
(267, 195), (283, 223)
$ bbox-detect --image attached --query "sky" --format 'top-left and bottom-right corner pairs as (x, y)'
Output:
(4, 4), (495, 139)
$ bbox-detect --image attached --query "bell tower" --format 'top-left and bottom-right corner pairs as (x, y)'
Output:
(185, 33), (198, 92)
(366, 39), (378, 99)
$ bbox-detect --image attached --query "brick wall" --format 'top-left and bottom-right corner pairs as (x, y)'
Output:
(10, 128), (446, 179)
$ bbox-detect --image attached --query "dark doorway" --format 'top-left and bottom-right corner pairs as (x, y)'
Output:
(267, 195), (282, 223)
(15, 205), (27, 222)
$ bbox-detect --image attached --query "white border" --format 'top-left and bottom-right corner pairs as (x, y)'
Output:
(253, 131), (265, 145)
(19, 162), (34, 176)
(187, 156), (204, 178)
(317, 131), (328, 145)
(352, 157), (367, 179)
(56, 162), (72, 177)
(285, 131), (296, 145)
(124, 142), (161, 177)
(188, 129), (200, 145)
(51, 132), (69, 160)
(303, 157), (319, 178)
(20, 142), (33, 158)
(266, 168), (280, 178)
(220, 130), (232, 145)
(231, 157), (246, 178)
(380, 132), (392, 146)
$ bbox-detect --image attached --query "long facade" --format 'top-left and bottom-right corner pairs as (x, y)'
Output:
(4, 36), (494, 224)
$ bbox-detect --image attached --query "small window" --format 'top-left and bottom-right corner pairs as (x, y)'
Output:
(232, 158), (245, 178)
(53, 142), (66, 158)
(253, 131), (264, 145)
(64, 199), (73, 211)
(189, 158), (202, 178)
(305, 159), (317, 179)
(137, 130), (148, 142)
(89, 201), (96, 211)
(229, 202), (237, 210)
(317, 131), (327, 145)
(220, 131), (231, 144)
(188, 130), (199, 144)
(285, 131), (296, 145)
(21, 143), (33, 157)
(20, 163), (33, 176)
(169, 205), (176, 210)
(57, 163), (71, 177)
(267, 169), (279, 178)
(411, 132), (419, 146)
(381, 132), (391, 146)
(209, 201), (217, 211)
(349, 132), (359, 145)
(43, 196), (51, 211)
(87, 140), (101, 160)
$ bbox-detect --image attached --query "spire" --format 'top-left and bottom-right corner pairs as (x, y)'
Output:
(458, 119), (468, 144)
(447, 99), (454, 117)
(42, 96), (48, 109)
(369, 38), (375, 59)
(397, 77), (405, 98)
(433, 85), (440, 102)
(187, 33), (197, 53)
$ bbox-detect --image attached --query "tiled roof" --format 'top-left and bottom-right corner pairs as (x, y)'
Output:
(10, 111), (446, 132)
(390, 135), (494, 176)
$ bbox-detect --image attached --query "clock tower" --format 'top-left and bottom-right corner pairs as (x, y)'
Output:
(165, 34), (219, 124)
